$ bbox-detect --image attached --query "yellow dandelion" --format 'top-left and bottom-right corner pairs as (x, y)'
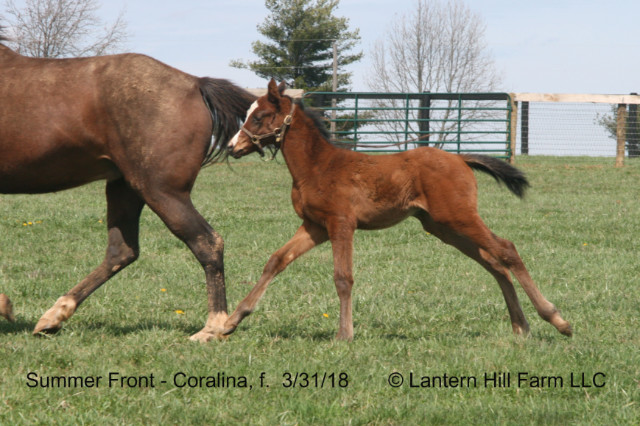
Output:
(28, 221), (33, 225)
(323, 313), (329, 318)
(160, 288), (167, 292)
(175, 310), (185, 315)
(582, 243), (588, 246)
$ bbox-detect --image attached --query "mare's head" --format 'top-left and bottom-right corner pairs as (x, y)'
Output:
(228, 79), (295, 158)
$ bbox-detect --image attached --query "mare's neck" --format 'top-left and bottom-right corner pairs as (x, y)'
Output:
(280, 110), (337, 184)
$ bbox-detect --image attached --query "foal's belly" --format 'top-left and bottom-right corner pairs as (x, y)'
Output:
(356, 206), (418, 230)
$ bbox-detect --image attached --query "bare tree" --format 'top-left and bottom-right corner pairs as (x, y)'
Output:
(4, 0), (127, 58)
(367, 0), (501, 146)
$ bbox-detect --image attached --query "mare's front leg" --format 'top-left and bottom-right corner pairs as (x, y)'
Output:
(142, 193), (229, 343)
(34, 179), (144, 334)
(327, 220), (356, 341)
(224, 220), (328, 335)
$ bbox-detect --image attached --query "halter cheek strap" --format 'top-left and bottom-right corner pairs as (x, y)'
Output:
(241, 103), (296, 155)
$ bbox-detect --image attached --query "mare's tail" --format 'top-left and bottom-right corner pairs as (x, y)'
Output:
(461, 154), (530, 198)
(198, 77), (256, 165)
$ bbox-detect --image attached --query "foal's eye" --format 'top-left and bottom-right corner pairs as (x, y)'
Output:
(252, 114), (263, 124)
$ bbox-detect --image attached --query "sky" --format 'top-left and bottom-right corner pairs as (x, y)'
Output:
(4, 0), (640, 94)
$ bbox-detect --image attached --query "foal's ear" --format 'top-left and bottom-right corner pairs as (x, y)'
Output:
(277, 81), (287, 95)
(267, 78), (281, 108)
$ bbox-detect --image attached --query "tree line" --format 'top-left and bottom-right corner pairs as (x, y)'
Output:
(3, 0), (628, 150)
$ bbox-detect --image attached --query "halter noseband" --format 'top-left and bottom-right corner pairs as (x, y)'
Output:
(241, 102), (296, 156)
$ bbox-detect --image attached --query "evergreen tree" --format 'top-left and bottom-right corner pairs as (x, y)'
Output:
(230, 0), (361, 92)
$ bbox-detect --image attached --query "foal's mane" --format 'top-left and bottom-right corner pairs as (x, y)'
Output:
(291, 98), (332, 142)
(290, 97), (395, 151)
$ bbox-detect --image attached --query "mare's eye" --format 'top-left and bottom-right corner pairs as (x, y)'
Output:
(252, 114), (263, 124)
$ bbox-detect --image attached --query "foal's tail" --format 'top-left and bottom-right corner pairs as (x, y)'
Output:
(198, 77), (256, 165)
(461, 154), (530, 198)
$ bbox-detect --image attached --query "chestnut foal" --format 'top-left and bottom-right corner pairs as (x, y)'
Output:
(226, 79), (571, 341)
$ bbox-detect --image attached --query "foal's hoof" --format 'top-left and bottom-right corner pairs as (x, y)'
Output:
(33, 296), (77, 335)
(0, 294), (15, 322)
(222, 324), (237, 336)
(558, 322), (573, 337)
(550, 312), (572, 337)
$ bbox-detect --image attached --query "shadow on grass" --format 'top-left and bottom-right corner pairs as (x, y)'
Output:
(0, 318), (199, 338)
(82, 320), (196, 337)
(0, 318), (34, 334)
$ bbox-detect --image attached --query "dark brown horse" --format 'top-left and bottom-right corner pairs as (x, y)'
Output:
(0, 32), (255, 341)
(225, 79), (572, 341)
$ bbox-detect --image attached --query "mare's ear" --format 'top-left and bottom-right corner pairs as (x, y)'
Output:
(267, 78), (281, 109)
(277, 81), (287, 95)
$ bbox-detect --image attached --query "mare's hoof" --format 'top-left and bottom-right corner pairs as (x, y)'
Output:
(512, 323), (531, 336)
(189, 329), (228, 343)
(33, 296), (77, 335)
(189, 311), (230, 342)
(33, 322), (62, 335)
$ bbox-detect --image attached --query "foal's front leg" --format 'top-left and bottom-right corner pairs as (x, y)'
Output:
(223, 220), (328, 335)
(327, 221), (356, 341)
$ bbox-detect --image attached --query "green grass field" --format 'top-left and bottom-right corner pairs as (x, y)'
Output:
(1, 155), (638, 424)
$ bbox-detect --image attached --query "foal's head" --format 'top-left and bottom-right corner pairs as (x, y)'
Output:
(228, 79), (295, 158)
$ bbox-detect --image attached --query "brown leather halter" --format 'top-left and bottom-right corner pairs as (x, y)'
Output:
(240, 102), (296, 156)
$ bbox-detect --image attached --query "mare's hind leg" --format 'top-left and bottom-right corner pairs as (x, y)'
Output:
(417, 211), (571, 337)
(224, 220), (328, 335)
(34, 179), (144, 334)
(142, 193), (229, 343)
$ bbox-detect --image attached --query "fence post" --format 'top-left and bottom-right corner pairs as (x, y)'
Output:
(521, 101), (529, 155)
(628, 93), (639, 158)
(615, 103), (626, 167)
(508, 96), (518, 163)
(419, 93), (430, 145)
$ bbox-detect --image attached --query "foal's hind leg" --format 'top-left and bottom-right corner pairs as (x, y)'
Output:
(34, 179), (144, 334)
(224, 220), (328, 335)
(418, 212), (571, 337)
(418, 212), (530, 335)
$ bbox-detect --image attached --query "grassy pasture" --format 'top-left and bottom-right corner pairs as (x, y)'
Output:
(0, 156), (638, 424)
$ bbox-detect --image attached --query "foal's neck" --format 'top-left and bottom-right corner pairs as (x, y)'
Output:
(280, 111), (337, 182)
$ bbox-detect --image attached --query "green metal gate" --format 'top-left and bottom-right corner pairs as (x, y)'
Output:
(303, 92), (514, 160)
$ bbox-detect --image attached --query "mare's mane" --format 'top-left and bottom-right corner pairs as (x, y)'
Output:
(0, 26), (8, 43)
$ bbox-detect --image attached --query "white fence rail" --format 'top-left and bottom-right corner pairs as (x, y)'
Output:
(510, 93), (640, 166)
